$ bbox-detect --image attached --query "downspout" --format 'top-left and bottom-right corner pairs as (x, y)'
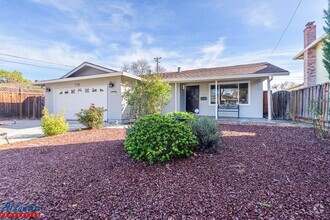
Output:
(215, 80), (218, 120)
(174, 83), (177, 112)
(267, 76), (273, 121)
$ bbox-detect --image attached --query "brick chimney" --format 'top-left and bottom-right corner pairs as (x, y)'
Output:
(303, 22), (317, 87)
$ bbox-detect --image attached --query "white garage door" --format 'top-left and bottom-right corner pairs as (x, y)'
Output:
(54, 86), (107, 120)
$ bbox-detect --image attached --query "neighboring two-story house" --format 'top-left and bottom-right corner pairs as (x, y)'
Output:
(294, 22), (329, 87)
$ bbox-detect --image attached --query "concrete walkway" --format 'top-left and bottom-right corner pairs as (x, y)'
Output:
(0, 120), (129, 145)
(0, 120), (84, 145)
(217, 117), (313, 128)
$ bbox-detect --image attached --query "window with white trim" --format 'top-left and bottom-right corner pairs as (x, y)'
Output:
(210, 83), (249, 105)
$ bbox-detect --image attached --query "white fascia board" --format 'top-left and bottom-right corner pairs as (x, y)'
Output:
(122, 72), (142, 80)
(32, 72), (141, 86)
(293, 34), (326, 60)
(163, 71), (290, 83)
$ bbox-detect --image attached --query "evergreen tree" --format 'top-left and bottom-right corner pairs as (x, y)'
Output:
(323, 2), (330, 80)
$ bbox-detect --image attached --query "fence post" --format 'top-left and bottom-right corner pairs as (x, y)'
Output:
(19, 87), (22, 120)
(33, 97), (36, 120)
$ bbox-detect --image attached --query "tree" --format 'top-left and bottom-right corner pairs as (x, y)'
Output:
(272, 81), (298, 91)
(123, 72), (172, 119)
(0, 70), (30, 83)
(121, 59), (167, 75)
(130, 59), (151, 75)
(155, 65), (166, 73)
(122, 63), (131, 73)
(323, 2), (330, 80)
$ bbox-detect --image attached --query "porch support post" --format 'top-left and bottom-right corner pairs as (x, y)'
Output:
(174, 83), (177, 112)
(267, 77), (272, 121)
(215, 80), (218, 120)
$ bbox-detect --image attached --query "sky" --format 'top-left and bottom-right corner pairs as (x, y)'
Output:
(0, 0), (328, 85)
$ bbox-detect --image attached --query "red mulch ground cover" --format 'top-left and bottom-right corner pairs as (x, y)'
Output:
(0, 124), (330, 219)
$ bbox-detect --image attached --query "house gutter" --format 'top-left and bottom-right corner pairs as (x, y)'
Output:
(32, 72), (141, 86)
(163, 71), (289, 83)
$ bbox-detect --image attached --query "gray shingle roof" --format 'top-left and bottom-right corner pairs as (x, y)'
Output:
(162, 62), (289, 79)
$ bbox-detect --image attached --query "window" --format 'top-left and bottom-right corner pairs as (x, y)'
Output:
(210, 82), (249, 105)
(239, 83), (248, 104)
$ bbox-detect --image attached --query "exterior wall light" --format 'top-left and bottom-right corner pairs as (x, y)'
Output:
(108, 81), (115, 88)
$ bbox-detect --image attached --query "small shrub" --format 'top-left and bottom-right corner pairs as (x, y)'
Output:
(191, 117), (221, 153)
(41, 107), (69, 136)
(166, 112), (196, 124)
(124, 114), (197, 164)
(75, 104), (106, 129)
(309, 99), (330, 139)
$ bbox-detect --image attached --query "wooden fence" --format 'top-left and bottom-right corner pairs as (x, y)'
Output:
(272, 83), (330, 122)
(0, 84), (45, 119)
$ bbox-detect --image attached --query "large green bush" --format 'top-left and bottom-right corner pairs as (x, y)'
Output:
(75, 104), (106, 129)
(41, 108), (69, 136)
(191, 117), (221, 153)
(124, 114), (197, 164)
(166, 112), (196, 124)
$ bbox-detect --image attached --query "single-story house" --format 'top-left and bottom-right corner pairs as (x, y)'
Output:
(33, 62), (289, 122)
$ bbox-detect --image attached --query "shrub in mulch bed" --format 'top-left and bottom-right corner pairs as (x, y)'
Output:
(124, 114), (197, 164)
(41, 107), (69, 136)
(191, 117), (221, 153)
(75, 104), (106, 129)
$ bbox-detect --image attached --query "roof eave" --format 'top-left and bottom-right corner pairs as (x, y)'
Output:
(293, 33), (327, 60)
(61, 62), (118, 79)
(163, 71), (290, 83)
(293, 53), (304, 60)
(32, 72), (141, 86)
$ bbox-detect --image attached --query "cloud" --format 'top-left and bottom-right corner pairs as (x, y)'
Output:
(30, 0), (136, 45)
(75, 19), (102, 45)
(164, 37), (226, 70)
(0, 35), (102, 73)
(115, 46), (181, 68)
(129, 32), (154, 49)
(200, 37), (226, 65)
(244, 3), (276, 28)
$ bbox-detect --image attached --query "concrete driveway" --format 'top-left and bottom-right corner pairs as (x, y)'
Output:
(0, 120), (84, 145)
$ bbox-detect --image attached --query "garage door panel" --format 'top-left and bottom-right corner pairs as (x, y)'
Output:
(54, 86), (107, 120)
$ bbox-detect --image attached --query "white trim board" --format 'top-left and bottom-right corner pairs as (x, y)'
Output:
(163, 72), (289, 83)
(33, 72), (141, 86)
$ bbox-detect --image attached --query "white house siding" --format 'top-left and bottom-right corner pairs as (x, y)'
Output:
(106, 76), (123, 122)
(44, 76), (123, 122)
(162, 84), (176, 114)
(316, 43), (329, 85)
(163, 79), (264, 118)
(120, 76), (137, 123)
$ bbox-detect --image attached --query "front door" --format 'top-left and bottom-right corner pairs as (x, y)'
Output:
(186, 86), (199, 113)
